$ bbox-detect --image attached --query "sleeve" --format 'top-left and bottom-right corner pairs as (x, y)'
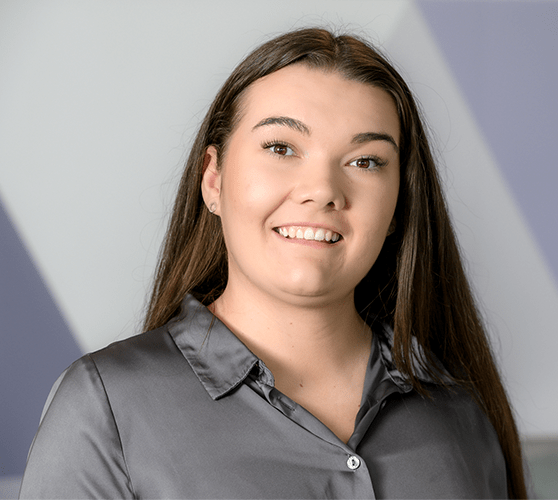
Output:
(19, 355), (135, 499)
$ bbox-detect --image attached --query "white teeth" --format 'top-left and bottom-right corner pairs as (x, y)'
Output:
(276, 226), (340, 243)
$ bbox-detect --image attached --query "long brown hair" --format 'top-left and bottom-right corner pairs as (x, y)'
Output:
(144, 28), (526, 498)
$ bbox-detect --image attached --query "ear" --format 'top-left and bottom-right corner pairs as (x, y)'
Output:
(201, 146), (222, 216)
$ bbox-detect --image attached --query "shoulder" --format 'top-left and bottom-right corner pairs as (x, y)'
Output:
(30, 325), (192, 455)
(87, 325), (186, 376)
(33, 325), (182, 437)
(20, 326), (196, 498)
(374, 324), (506, 473)
(364, 384), (508, 498)
(61, 325), (198, 416)
(384, 384), (500, 449)
(20, 347), (139, 498)
(40, 326), (188, 405)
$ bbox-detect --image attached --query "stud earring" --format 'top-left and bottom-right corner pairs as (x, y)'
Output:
(208, 202), (217, 214)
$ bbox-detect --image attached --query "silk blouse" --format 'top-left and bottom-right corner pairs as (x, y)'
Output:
(20, 294), (508, 499)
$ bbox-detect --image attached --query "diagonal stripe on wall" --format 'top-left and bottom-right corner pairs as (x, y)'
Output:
(417, 0), (558, 283)
(0, 197), (82, 476)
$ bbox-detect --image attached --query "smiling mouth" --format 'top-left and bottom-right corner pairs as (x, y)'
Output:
(273, 226), (342, 243)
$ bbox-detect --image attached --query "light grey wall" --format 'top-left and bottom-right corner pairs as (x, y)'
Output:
(1, 0), (556, 479)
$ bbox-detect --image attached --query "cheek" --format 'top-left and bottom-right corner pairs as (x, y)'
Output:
(225, 167), (284, 215)
(246, 177), (281, 207)
(360, 183), (399, 229)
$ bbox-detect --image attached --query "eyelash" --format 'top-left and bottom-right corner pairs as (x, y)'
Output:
(261, 140), (387, 171)
(348, 155), (387, 171)
(261, 140), (296, 158)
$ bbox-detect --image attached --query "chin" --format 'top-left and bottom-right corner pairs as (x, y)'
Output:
(274, 280), (355, 307)
(275, 270), (331, 295)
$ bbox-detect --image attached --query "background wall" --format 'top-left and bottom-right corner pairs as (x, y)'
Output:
(1, 0), (557, 491)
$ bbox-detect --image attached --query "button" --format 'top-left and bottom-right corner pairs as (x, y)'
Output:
(346, 455), (361, 470)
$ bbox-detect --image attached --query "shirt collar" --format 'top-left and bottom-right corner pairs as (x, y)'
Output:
(373, 320), (455, 387)
(167, 294), (260, 400)
(167, 295), (451, 401)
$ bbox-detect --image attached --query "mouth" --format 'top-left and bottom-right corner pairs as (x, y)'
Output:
(273, 226), (342, 244)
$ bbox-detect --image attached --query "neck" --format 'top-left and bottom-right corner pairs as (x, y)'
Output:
(210, 282), (371, 381)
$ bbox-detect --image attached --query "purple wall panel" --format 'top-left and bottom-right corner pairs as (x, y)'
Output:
(417, 1), (558, 281)
(0, 198), (82, 475)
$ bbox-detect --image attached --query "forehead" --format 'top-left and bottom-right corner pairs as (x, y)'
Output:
(235, 64), (400, 138)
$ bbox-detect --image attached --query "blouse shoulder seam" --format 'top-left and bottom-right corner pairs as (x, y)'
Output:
(86, 353), (137, 498)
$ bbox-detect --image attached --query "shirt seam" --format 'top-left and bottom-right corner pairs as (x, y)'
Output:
(87, 354), (137, 498)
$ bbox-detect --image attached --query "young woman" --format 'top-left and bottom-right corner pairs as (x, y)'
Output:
(20, 28), (527, 499)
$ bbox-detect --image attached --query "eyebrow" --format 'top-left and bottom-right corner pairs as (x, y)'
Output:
(252, 116), (311, 135)
(351, 132), (399, 153)
(252, 115), (399, 153)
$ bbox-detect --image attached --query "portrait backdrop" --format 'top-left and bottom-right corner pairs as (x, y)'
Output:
(1, 0), (557, 495)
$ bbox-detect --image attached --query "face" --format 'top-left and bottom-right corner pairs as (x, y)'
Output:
(202, 64), (400, 308)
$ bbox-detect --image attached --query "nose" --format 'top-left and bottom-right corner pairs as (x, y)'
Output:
(292, 158), (346, 210)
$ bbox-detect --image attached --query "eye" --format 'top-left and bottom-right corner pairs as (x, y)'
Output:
(348, 156), (385, 170)
(263, 141), (295, 157)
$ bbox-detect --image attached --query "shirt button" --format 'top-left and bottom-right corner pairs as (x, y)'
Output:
(346, 455), (361, 470)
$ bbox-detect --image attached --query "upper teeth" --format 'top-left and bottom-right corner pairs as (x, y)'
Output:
(276, 226), (340, 242)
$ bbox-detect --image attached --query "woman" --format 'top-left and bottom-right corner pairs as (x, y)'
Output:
(20, 28), (527, 499)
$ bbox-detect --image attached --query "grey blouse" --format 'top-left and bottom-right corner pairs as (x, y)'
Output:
(20, 295), (507, 499)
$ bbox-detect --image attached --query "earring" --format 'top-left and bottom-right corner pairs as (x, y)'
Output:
(208, 202), (217, 214)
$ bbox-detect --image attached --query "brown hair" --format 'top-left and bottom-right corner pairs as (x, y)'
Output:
(144, 28), (526, 498)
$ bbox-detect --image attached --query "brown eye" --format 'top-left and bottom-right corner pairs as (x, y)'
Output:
(264, 142), (295, 157)
(356, 158), (373, 168)
(349, 156), (383, 170)
(273, 145), (289, 155)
